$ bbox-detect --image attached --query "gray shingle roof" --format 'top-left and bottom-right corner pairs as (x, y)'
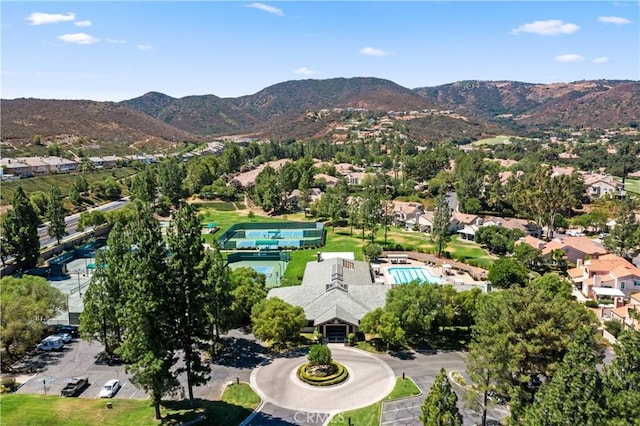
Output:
(268, 257), (389, 325)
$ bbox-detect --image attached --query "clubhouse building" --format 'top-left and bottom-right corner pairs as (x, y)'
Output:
(267, 253), (389, 342)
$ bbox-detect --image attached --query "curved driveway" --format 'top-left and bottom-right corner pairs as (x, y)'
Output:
(250, 345), (395, 413)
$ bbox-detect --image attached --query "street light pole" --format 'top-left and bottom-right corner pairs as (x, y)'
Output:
(77, 270), (82, 296)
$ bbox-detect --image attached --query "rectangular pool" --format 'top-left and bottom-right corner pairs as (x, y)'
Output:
(387, 267), (445, 285)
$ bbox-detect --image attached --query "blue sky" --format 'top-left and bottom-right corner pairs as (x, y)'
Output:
(2, 1), (638, 101)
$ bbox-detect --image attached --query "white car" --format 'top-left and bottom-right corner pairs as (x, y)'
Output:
(98, 379), (120, 398)
(57, 333), (72, 343)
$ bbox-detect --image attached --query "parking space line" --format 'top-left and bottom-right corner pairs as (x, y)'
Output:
(381, 416), (417, 424)
(383, 405), (421, 413)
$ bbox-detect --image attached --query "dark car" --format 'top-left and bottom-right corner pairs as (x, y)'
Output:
(54, 325), (80, 338)
(60, 377), (89, 397)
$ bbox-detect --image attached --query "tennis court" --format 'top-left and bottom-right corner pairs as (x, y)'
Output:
(226, 251), (291, 288)
(218, 222), (325, 250)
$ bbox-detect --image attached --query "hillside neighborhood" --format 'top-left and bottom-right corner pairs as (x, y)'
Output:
(2, 79), (640, 426)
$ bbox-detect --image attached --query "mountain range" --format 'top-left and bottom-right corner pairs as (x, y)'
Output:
(2, 77), (638, 152)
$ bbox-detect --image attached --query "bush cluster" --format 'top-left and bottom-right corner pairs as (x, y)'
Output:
(297, 362), (349, 386)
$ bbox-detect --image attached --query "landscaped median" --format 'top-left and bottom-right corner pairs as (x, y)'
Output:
(0, 383), (260, 426)
(327, 376), (421, 425)
(297, 361), (349, 386)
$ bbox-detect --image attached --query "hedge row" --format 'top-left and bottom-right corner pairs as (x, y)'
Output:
(297, 362), (349, 387)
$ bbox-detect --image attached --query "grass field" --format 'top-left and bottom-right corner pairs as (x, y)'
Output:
(470, 135), (513, 146)
(623, 178), (640, 195)
(0, 168), (137, 206)
(0, 383), (259, 426)
(195, 208), (494, 286)
(327, 377), (421, 425)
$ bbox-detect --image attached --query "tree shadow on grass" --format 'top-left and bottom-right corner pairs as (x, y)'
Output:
(160, 398), (257, 425)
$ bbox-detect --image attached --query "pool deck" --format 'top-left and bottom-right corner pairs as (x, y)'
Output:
(374, 257), (487, 292)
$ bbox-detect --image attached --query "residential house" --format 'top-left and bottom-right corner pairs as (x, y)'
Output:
(581, 172), (622, 199)
(267, 253), (388, 342)
(392, 200), (424, 226)
(314, 173), (340, 188)
(609, 293), (640, 332)
(42, 156), (78, 173)
(1, 158), (33, 177)
(518, 235), (607, 264)
(567, 254), (640, 299)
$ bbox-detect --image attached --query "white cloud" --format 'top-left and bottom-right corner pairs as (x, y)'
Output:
(246, 3), (284, 16)
(511, 19), (580, 35)
(294, 67), (315, 75)
(360, 46), (390, 57)
(57, 33), (100, 44)
(554, 54), (585, 63)
(598, 16), (632, 25)
(137, 45), (152, 51)
(107, 38), (126, 44)
(593, 56), (610, 64)
(74, 20), (92, 27)
(26, 12), (76, 25)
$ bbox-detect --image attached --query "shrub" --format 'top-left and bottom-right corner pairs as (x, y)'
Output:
(297, 362), (349, 386)
(584, 300), (599, 308)
(1, 378), (17, 393)
(604, 320), (622, 338)
(308, 344), (332, 366)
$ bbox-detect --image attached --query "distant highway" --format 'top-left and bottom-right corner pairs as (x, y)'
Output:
(38, 198), (130, 248)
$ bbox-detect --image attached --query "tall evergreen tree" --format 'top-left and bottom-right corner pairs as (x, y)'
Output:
(420, 368), (463, 426)
(129, 168), (157, 205)
(46, 184), (67, 244)
(431, 195), (452, 257)
(602, 329), (640, 425)
(157, 159), (185, 207)
(603, 200), (639, 260)
(166, 203), (210, 404)
(467, 275), (600, 422)
(118, 205), (179, 420)
(1, 187), (40, 269)
(522, 326), (604, 426)
(79, 222), (129, 355)
(203, 243), (234, 353)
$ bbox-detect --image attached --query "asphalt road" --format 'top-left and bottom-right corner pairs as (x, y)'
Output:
(38, 198), (130, 248)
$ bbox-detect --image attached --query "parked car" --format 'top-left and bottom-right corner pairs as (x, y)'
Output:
(98, 379), (120, 398)
(57, 333), (73, 343)
(54, 325), (80, 338)
(60, 377), (89, 397)
(37, 335), (64, 351)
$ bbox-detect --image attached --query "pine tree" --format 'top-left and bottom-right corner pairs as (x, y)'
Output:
(1, 187), (40, 269)
(604, 200), (639, 260)
(79, 222), (129, 355)
(420, 368), (463, 426)
(602, 329), (640, 425)
(166, 203), (210, 404)
(46, 184), (67, 244)
(203, 242), (234, 354)
(522, 326), (604, 425)
(117, 205), (179, 420)
(431, 195), (452, 257)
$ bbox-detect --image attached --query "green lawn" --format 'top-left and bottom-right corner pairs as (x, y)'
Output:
(623, 178), (640, 195)
(0, 383), (259, 426)
(328, 377), (421, 425)
(194, 208), (494, 286)
(470, 135), (513, 146)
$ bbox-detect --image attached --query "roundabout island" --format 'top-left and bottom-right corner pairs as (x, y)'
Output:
(250, 345), (395, 413)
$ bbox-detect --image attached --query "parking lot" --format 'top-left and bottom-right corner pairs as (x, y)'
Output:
(14, 338), (145, 400)
(11, 328), (267, 402)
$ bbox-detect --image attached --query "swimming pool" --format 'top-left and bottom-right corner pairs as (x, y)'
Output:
(387, 267), (446, 285)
